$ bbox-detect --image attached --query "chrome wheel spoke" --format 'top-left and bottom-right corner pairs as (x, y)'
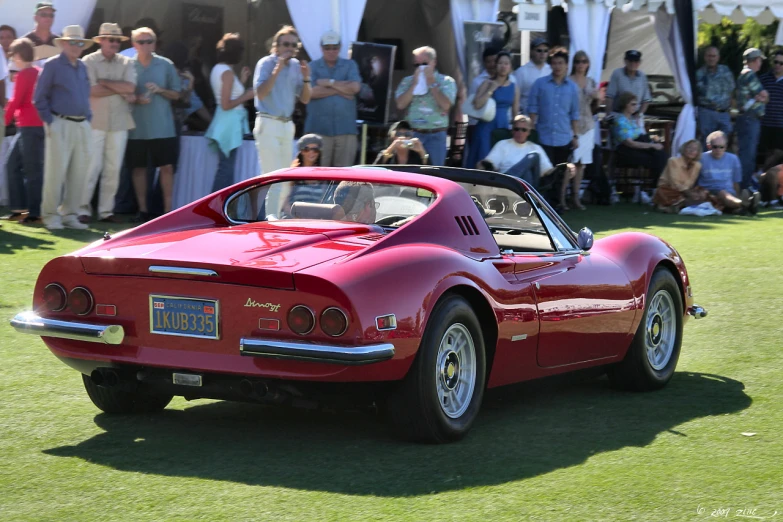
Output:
(645, 289), (677, 371)
(435, 323), (476, 419)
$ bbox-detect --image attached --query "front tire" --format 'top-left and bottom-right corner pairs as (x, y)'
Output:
(386, 295), (486, 443)
(82, 374), (173, 414)
(608, 268), (683, 391)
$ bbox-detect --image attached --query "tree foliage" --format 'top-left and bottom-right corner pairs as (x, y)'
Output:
(697, 18), (779, 76)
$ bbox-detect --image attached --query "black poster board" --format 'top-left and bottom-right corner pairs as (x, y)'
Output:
(351, 42), (396, 124)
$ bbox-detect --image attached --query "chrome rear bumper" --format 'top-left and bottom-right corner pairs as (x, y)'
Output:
(687, 305), (708, 319)
(10, 311), (125, 345)
(240, 338), (395, 365)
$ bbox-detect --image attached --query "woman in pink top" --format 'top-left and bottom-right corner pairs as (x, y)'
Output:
(4, 38), (44, 224)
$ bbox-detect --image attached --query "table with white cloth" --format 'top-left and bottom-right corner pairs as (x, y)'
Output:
(0, 134), (18, 207)
(172, 136), (261, 210)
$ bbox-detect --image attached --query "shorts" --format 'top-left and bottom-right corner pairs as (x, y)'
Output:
(127, 138), (179, 169)
(542, 144), (572, 166)
(573, 129), (594, 165)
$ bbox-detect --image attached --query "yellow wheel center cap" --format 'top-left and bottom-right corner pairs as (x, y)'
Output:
(653, 323), (660, 337)
(447, 363), (456, 379)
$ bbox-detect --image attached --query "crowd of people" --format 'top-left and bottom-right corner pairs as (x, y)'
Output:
(2, 2), (782, 231)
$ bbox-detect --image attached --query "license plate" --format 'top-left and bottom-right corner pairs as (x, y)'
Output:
(150, 295), (219, 340)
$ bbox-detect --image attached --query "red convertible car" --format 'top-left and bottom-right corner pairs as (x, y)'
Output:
(11, 166), (707, 443)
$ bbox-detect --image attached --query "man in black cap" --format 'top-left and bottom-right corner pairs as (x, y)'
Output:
(514, 37), (551, 115)
(605, 50), (652, 120)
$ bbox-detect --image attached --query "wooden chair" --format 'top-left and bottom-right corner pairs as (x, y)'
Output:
(446, 121), (469, 167)
(602, 118), (655, 202)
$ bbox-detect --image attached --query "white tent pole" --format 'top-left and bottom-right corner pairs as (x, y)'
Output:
(332, 0), (340, 30)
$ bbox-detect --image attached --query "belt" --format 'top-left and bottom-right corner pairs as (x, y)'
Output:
(52, 111), (86, 122)
(257, 113), (292, 123)
(700, 107), (729, 113)
(412, 127), (448, 134)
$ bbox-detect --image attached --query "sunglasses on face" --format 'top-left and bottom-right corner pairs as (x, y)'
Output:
(279, 41), (298, 48)
(68, 41), (86, 47)
(513, 127), (530, 132)
(37, 13), (54, 18)
(712, 145), (726, 149)
(105, 38), (122, 44)
(322, 45), (339, 51)
(774, 61), (783, 66)
(574, 59), (589, 64)
(535, 48), (549, 53)
(303, 146), (320, 153)
(415, 62), (429, 67)
(135, 39), (155, 45)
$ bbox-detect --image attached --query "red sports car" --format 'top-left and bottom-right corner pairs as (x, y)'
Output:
(11, 166), (707, 443)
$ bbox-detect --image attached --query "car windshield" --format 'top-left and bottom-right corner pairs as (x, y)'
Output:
(225, 179), (437, 226)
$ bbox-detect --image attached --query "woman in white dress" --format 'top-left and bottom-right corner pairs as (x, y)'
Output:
(568, 50), (601, 210)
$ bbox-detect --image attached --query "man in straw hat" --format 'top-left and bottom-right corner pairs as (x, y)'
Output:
(78, 23), (137, 224)
(33, 25), (94, 230)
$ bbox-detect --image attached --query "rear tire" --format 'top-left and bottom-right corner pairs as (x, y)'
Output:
(386, 295), (486, 443)
(608, 268), (683, 391)
(82, 374), (173, 414)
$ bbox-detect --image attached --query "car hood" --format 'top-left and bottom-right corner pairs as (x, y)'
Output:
(79, 223), (382, 289)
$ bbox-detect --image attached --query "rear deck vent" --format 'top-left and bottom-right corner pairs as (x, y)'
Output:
(455, 216), (480, 236)
(357, 233), (385, 242)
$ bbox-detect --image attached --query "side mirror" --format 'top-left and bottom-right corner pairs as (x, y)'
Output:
(577, 227), (594, 251)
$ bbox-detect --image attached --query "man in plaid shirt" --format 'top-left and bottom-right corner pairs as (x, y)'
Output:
(735, 48), (769, 189)
(696, 46), (736, 144)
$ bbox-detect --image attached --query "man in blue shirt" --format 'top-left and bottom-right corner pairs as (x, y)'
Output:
(527, 47), (579, 207)
(699, 131), (759, 214)
(305, 31), (361, 167)
(33, 25), (94, 230)
(253, 25), (311, 174)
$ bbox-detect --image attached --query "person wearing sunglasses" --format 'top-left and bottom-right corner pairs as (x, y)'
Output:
(605, 50), (651, 124)
(305, 30), (362, 167)
(513, 37), (551, 116)
(698, 130), (759, 214)
(253, 25), (312, 175)
(22, 2), (58, 48)
(735, 48), (769, 191)
(77, 23), (137, 224)
(126, 27), (182, 221)
(32, 25), (94, 230)
(610, 91), (667, 185)
(374, 120), (430, 165)
(568, 50), (601, 210)
(758, 50), (783, 167)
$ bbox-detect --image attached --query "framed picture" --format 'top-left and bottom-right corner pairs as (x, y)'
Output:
(351, 42), (397, 124)
(463, 21), (507, 89)
(373, 38), (404, 70)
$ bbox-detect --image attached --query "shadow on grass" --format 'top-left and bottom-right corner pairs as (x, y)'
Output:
(44, 371), (750, 496)
(0, 228), (56, 254)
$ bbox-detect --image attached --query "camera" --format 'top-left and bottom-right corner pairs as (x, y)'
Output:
(402, 139), (413, 148)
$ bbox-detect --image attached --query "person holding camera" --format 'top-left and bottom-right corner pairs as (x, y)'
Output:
(374, 120), (430, 165)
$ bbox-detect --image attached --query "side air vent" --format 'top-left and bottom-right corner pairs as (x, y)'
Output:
(454, 216), (480, 236)
(356, 233), (385, 242)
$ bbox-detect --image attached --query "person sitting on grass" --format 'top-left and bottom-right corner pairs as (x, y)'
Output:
(757, 150), (783, 208)
(698, 131), (760, 215)
(653, 139), (708, 214)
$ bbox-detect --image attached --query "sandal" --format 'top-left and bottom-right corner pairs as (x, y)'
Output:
(21, 216), (42, 225)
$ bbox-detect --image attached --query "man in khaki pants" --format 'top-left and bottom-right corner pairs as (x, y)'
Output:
(79, 23), (136, 223)
(33, 25), (93, 230)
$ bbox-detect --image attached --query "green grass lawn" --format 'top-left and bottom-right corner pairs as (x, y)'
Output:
(1, 205), (781, 521)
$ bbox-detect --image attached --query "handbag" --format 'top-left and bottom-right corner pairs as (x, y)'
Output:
(462, 94), (496, 122)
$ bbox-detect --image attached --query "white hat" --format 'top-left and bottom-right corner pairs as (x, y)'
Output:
(54, 25), (95, 50)
(321, 30), (340, 46)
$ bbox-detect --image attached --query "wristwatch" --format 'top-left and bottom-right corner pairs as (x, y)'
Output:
(329, 78), (335, 86)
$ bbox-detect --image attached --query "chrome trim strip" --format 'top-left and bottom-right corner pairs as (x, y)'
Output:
(148, 266), (218, 277)
(10, 311), (125, 345)
(240, 338), (395, 365)
(687, 305), (708, 319)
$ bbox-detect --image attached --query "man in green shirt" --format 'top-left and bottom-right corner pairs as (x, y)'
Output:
(735, 48), (769, 189)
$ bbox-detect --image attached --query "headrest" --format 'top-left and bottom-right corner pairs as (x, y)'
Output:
(290, 202), (345, 220)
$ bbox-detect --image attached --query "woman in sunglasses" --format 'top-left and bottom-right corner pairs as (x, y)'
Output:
(374, 120), (430, 165)
(568, 50), (601, 210)
(611, 91), (668, 182)
(280, 134), (325, 217)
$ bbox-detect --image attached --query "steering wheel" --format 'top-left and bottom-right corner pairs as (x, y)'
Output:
(376, 215), (409, 226)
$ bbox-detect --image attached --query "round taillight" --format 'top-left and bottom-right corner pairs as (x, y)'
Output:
(43, 283), (67, 312)
(68, 287), (94, 316)
(320, 307), (348, 337)
(288, 305), (315, 335)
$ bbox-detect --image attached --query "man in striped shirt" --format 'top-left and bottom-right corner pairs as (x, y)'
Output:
(759, 50), (783, 165)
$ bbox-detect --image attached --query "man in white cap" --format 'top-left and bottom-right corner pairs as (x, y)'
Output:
(305, 30), (361, 166)
(735, 48), (768, 190)
(33, 25), (94, 230)
(79, 23), (138, 224)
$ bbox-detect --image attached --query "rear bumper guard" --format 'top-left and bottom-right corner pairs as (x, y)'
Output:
(687, 304), (708, 319)
(10, 311), (125, 345)
(240, 338), (395, 365)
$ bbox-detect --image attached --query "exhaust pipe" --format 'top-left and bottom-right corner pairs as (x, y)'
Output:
(254, 381), (269, 398)
(239, 379), (254, 396)
(90, 369), (120, 388)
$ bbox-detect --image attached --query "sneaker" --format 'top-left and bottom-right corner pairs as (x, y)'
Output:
(62, 215), (89, 230)
(748, 191), (760, 215)
(44, 216), (64, 230)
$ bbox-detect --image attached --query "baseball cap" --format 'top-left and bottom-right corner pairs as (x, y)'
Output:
(531, 37), (548, 49)
(321, 30), (340, 46)
(743, 48), (766, 61)
(625, 50), (642, 61)
(35, 1), (56, 13)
